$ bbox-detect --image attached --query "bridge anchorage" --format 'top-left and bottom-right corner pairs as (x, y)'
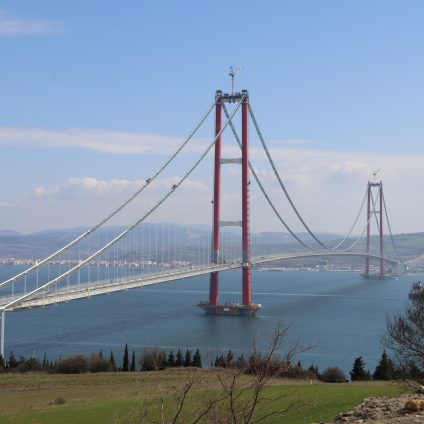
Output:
(199, 89), (262, 316)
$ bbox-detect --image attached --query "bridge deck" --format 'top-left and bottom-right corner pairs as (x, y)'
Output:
(0, 252), (399, 311)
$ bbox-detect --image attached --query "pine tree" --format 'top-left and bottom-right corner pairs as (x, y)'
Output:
(167, 350), (176, 367)
(123, 344), (129, 371)
(184, 349), (192, 367)
(175, 349), (183, 367)
(99, 350), (103, 359)
(214, 354), (225, 368)
(226, 350), (234, 368)
(373, 350), (395, 380)
(130, 351), (136, 372)
(0, 354), (4, 370)
(8, 352), (18, 369)
(350, 356), (371, 381)
(109, 351), (117, 371)
(192, 349), (202, 368)
(235, 354), (246, 369)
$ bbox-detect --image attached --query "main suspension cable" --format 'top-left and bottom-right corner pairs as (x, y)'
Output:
(222, 105), (318, 252)
(2, 96), (245, 311)
(340, 190), (380, 252)
(248, 104), (368, 252)
(383, 195), (402, 262)
(0, 97), (218, 290)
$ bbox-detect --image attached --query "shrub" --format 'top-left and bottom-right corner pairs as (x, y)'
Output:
(140, 348), (166, 371)
(56, 354), (89, 374)
(89, 354), (112, 373)
(320, 367), (347, 383)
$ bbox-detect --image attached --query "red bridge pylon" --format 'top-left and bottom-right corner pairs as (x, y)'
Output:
(199, 90), (261, 316)
(363, 181), (385, 279)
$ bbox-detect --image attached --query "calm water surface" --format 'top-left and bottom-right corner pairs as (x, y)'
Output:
(1, 265), (420, 374)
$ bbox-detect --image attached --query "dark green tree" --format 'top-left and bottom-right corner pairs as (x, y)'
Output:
(175, 349), (183, 367)
(161, 351), (168, 369)
(0, 354), (4, 371)
(183, 349), (192, 367)
(235, 354), (246, 368)
(99, 350), (103, 359)
(350, 356), (371, 381)
(8, 352), (18, 369)
(167, 350), (176, 367)
(109, 351), (117, 371)
(373, 350), (395, 380)
(42, 353), (47, 368)
(123, 344), (129, 371)
(130, 351), (136, 372)
(192, 349), (202, 368)
(214, 354), (225, 368)
(226, 349), (234, 368)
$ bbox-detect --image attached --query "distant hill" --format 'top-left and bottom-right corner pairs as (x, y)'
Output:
(0, 225), (423, 263)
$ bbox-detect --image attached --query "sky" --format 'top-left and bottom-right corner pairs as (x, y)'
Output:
(0, 0), (424, 234)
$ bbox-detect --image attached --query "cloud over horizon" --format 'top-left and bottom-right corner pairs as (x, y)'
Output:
(1, 125), (424, 234)
(0, 9), (62, 36)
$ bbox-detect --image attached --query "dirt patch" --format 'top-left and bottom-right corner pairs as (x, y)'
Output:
(323, 387), (424, 423)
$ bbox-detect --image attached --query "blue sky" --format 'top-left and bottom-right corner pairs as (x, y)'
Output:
(0, 1), (424, 233)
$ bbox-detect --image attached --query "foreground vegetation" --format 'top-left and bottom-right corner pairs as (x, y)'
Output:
(0, 370), (408, 424)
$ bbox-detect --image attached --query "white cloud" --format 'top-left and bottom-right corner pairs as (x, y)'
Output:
(2, 125), (424, 234)
(0, 10), (62, 36)
(0, 201), (15, 208)
(0, 126), (207, 155)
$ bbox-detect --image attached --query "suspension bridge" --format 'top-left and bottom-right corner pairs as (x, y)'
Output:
(0, 89), (402, 357)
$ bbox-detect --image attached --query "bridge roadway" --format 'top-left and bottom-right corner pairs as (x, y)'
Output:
(0, 252), (399, 312)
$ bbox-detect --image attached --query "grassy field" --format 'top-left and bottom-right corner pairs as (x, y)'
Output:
(0, 370), (408, 424)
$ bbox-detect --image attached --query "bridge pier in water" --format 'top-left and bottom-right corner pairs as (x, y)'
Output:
(199, 89), (261, 316)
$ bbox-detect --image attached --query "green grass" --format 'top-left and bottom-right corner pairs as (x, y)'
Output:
(0, 371), (408, 424)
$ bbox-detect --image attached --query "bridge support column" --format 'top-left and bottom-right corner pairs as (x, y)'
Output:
(0, 310), (5, 359)
(364, 181), (385, 279)
(379, 183), (384, 277)
(365, 183), (371, 277)
(241, 90), (252, 306)
(209, 91), (222, 305)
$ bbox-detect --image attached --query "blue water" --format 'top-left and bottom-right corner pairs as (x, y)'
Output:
(0, 265), (419, 374)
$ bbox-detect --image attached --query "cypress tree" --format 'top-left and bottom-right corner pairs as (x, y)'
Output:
(99, 350), (103, 359)
(192, 349), (202, 368)
(183, 349), (192, 367)
(175, 349), (183, 367)
(123, 344), (129, 371)
(42, 353), (47, 368)
(350, 356), (371, 381)
(0, 354), (4, 370)
(110, 351), (117, 371)
(373, 350), (395, 380)
(130, 351), (136, 372)
(167, 350), (176, 367)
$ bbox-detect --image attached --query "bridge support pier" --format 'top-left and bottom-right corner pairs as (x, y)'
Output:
(199, 89), (261, 316)
(209, 90), (222, 306)
(364, 181), (385, 279)
(0, 310), (5, 359)
(241, 91), (252, 306)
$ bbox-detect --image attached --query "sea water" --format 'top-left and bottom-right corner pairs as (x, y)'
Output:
(0, 265), (419, 374)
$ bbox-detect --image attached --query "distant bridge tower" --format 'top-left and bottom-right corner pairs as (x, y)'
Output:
(364, 181), (385, 279)
(199, 89), (261, 315)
